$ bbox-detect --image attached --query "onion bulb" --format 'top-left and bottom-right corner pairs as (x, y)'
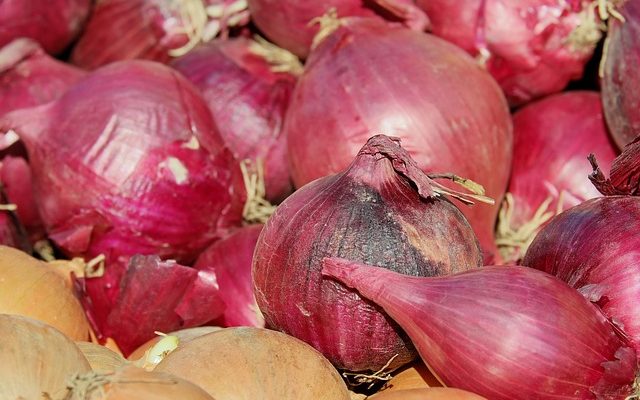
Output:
(77, 341), (127, 373)
(369, 388), (487, 400)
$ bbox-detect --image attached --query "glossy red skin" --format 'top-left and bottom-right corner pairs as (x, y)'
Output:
(415, 0), (596, 105)
(194, 224), (265, 328)
(602, 0), (640, 149)
(323, 259), (638, 399)
(0, 0), (90, 55)
(285, 18), (512, 262)
(172, 38), (296, 202)
(0, 39), (86, 119)
(523, 196), (640, 361)
(253, 136), (482, 372)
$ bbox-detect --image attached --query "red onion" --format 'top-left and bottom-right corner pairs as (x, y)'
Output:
(0, 60), (246, 312)
(247, 0), (429, 58)
(601, 0), (640, 149)
(285, 17), (513, 262)
(523, 137), (640, 360)
(495, 91), (618, 263)
(71, 0), (250, 69)
(253, 135), (485, 372)
(414, 0), (602, 105)
(322, 258), (639, 399)
(0, 38), (85, 119)
(194, 224), (265, 328)
(172, 37), (297, 202)
(75, 254), (225, 355)
(0, 0), (90, 55)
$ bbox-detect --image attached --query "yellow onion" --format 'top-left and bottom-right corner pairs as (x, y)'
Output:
(127, 326), (221, 366)
(370, 388), (487, 400)
(155, 327), (351, 399)
(0, 314), (91, 399)
(77, 342), (127, 373)
(0, 245), (90, 340)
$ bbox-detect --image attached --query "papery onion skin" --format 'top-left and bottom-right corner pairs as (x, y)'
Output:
(322, 258), (638, 400)
(253, 135), (483, 372)
(370, 388), (487, 400)
(194, 224), (265, 328)
(0, 0), (91, 55)
(496, 91), (617, 263)
(76, 341), (127, 373)
(0, 314), (91, 399)
(285, 18), (512, 262)
(172, 38), (296, 202)
(247, 0), (429, 58)
(415, 0), (600, 105)
(601, 0), (640, 149)
(0, 39), (86, 118)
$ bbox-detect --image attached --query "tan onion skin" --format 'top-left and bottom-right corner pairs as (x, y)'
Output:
(63, 365), (214, 400)
(380, 362), (441, 392)
(0, 314), (91, 399)
(127, 326), (221, 362)
(155, 327), (351, 400)
(370, 388), (487, 400)
(0, 246), (90, 340)
(77, 341), (127, 373)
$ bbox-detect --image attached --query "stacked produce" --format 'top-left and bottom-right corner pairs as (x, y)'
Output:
(0, 0), (638, 398)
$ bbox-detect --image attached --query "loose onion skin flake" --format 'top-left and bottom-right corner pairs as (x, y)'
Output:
(322, 258), (639, 400)
(285, 17), (512, 262)
(253, 135), (485, 372)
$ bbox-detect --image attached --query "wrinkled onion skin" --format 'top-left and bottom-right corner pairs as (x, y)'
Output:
(415, 0), (596, 105)
(601, 0), (640, 149)
(523, 196), (640, 360)
(285, 18), (512, 262)
(172, 38), (295, 202)
(0, 0), (90, 55)
(253, 139), (482, 372)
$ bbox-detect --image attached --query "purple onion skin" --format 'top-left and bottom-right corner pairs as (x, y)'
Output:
(253, 135), (482, 372)
(0, 0), (90, 55)
(194, 224), (265, 328)
(602, 0), (640, 149)
(523, 196), (640, 362)
(415, 0), (597, 105)
(285, 18), (512, 263)
(0, 39), (86, 118)
(322, 259), (638, 399)
(172, 38), (296, 202)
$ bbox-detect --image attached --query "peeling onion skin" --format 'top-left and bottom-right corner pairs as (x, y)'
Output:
(322, 259), (639, 400)
(601, 0), (640, 149)
(523, 196), (640, 361)
(285, 18), (512, 262)
(0, 0), (91, 55)
(415, 0), (599, 105)
(253, 135), (482, 372)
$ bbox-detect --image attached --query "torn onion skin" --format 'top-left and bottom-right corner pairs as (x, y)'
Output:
(253, 135), (483, 372)
(322, 258), (639, 400)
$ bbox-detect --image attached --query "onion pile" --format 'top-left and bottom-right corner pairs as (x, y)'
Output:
(322, 257), (639, 399)
(414, 0), (603, 104)
(247, 0), (429, 58)
(0, 0), (91, 55)
(495, 91), (617, 263)
(71, 0), (251, 69)
(284, 17), (512, 261)
(172, 37), (298, 202)
(253, 135), (485, 372)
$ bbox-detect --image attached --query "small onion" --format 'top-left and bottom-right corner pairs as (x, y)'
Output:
(76, 341), (127, 373)
(155, 327), (351, 399)
(0, 246), (90, 340)
(0, 314), (91, 399)
(322, 258), (639, 399)
(370, 388), (487, 400)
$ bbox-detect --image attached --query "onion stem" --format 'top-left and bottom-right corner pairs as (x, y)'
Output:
(248, 36), (304, 76)
(84, 254), (106, 278)
(310, 8), (344, 49)
(240, 159), (276, 224)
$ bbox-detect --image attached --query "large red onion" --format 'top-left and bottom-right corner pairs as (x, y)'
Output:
(285, 18), (513, 262)
(172, 37), (297, 202)
(523, 137), (640, 359)
(194, 224), (265, 328)
(247, 0), (429, 58)
(495, 91), (618, 263)
(0, 39), (86, 119)
(0, 0), (91, 55)
(414, 0), (602, 105)
(322, 258), (639, 399)
(253, 135), (484, 372)
(71, 0), (250, 69)
(601, 0), (640, 149)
